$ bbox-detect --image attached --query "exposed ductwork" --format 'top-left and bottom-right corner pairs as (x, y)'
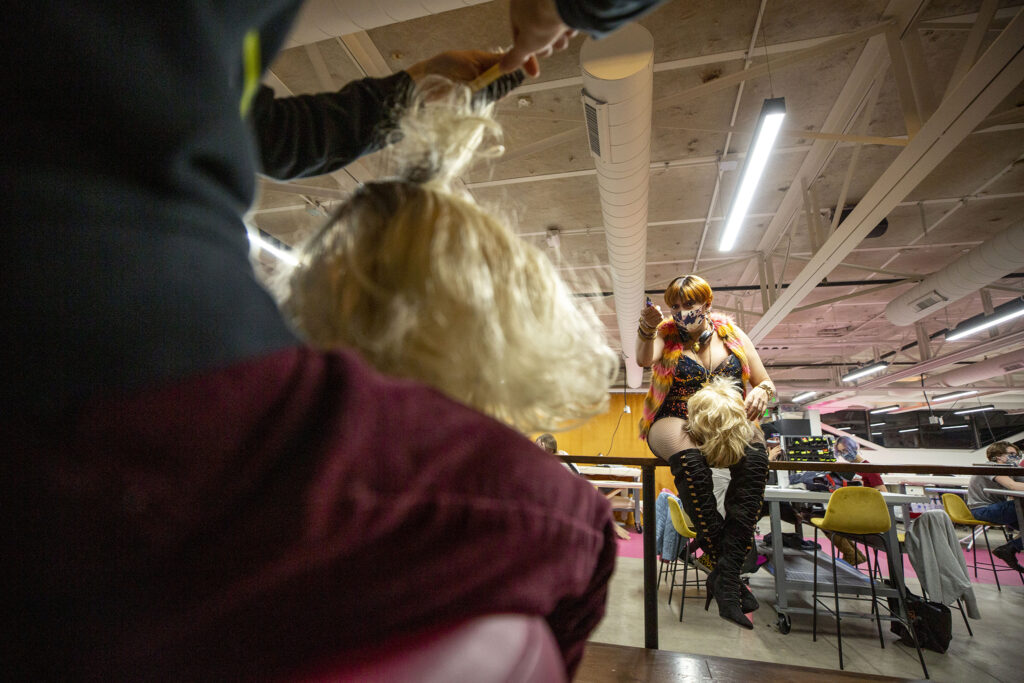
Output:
(928, 347), (1024, 386)
(285, 0), (489, 47)
(580, 24), (654, 388)
(885, 221), (1024, 326)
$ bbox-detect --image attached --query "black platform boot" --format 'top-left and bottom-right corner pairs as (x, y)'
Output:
(667, 448), (724, 565)
(716, 441), (770, 629)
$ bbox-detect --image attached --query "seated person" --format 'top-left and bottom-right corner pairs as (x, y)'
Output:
(834, 436), (886, 491)
(967, 441), (1024, 570)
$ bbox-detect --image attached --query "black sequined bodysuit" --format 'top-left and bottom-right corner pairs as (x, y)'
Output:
(654, 353), (743, 423)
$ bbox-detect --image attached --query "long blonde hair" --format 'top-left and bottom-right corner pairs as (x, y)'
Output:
(276, 78), (617, 433)
(686, 377), (755, 467)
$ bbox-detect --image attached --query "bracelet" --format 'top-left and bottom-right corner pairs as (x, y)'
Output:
(637, 326), (656, 341)
(756, 380), (776, 400)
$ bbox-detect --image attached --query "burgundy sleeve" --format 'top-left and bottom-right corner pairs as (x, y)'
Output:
(6, 347), (616, 680)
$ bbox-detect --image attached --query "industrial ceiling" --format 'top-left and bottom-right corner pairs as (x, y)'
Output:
(247, 0), (1024, 418)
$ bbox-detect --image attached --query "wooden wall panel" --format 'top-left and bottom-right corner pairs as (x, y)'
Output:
(535, 392), (679, 498)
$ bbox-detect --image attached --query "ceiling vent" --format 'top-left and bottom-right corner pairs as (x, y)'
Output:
(581, 91), (610, 159)
(1002, 361), (1024, 372)
(817, 325), (852, 337)
(886, 221), (1024, 326)
(910, 290), (949, 313)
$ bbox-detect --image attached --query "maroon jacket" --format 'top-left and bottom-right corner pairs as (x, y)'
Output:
(6, 348), (616, 680)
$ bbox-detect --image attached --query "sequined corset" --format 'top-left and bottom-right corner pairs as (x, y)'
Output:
(654, 354), (743, 422)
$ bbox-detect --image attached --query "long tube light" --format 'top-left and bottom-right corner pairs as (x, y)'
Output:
(719, 97), (786, 251)
(870, 422), (886, 427)
(946, 297), (1024, 341)
(930, 390), (979, 403)
(898, 427), (919, 433)
(842, 362), (889, 382)
(793, 391), (816, 402)
(942, 424), (970, 430)
(953, 404), (995, 415)
(870, 405), (900, 414)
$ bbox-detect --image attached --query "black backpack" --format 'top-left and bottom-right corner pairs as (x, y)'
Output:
(886, 586), (952, 654)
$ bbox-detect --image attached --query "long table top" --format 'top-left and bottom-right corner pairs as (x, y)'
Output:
(764, 487), (928, 505)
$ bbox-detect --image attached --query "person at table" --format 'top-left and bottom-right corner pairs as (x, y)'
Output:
(635, 274), (776, 629)
(967, 442), (1024, 571)
(834, 436), (887, 492)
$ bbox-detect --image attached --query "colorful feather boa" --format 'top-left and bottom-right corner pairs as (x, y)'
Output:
(638, 312), (750, 440)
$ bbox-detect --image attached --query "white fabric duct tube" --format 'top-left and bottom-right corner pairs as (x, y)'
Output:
(580, 24), (654, 388)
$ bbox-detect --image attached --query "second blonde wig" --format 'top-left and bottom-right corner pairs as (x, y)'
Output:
(686, 377), (755, 467)
(276, 79), (617, 433)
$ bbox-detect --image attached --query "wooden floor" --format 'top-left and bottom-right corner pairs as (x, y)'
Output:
(576, 642), (918, 682)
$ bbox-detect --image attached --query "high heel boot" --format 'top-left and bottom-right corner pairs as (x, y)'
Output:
(715, 441), (770, 630)
(667, 448), (724, 565)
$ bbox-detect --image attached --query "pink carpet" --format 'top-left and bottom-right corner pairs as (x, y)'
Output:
(616, 529), (1023, 587)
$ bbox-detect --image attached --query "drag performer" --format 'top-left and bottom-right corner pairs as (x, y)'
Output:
(636, 275), (775, 628)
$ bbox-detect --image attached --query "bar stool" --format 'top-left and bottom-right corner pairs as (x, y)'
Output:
(666, 497), (702, 621)
(942, 493), (1022, 590)
(810, 487), (928, 679)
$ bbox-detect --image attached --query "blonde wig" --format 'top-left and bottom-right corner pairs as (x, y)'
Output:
(276, 78), (617, 433)
(686, 377), (755, 468)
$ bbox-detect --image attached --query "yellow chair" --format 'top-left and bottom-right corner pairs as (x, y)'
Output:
(810, 487), (928, 679)
(666, 497), (701, 622)
(942, 493), (1021, 591)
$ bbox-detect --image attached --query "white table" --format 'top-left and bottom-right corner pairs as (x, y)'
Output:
(579, 474), (643, 532)
(762, 487), (928, 634)
(983, 487), (1024, 536)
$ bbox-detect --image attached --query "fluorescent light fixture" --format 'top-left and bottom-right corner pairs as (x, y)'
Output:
(870, 405), (900, 414)
(953, 404), (995, 415)
(899, 427), (918, 433)
(942, 424), (969, 430)
(870, 422), (886, 427)
(842, 362), (889, 382)
(946, 297), (1024, 341)
(837, 426), (851, 431)
(793, 391), (816, 402)
(930, 390), (979, 403)
(719, 97), (786, 251)
(248, 231), (298, 266)
(871, 431), (883, 436)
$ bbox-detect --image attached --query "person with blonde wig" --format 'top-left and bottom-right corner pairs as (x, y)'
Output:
(277, 79), (617, 434)
(636, 274), (775, 629)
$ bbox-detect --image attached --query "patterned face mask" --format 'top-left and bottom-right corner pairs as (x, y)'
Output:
(1008, 453), (1022, 466)
(672, 306), (706, 329)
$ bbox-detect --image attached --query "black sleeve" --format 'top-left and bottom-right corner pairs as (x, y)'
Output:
(249, 71), (413, 180)
(555, 0), (667, 37)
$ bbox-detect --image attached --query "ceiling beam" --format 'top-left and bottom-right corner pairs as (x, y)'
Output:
(854, 330), (1024, 388)
(652, 22), (893, 110)
(749, 9), (1024, 343)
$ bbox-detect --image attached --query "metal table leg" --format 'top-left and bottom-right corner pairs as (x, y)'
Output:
(642, 463), (658, 649)
(769, 499), (790, 632)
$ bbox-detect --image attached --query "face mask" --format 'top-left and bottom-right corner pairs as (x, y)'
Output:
(673, 306), (706, 330)
(1008, 453), (1022, 466)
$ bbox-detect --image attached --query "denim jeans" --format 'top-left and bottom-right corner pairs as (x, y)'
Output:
(971, 501), (1022, 551)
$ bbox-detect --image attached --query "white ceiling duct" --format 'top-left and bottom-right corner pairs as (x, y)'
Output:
(885, 221), (1024, 326)
(285, 0), (489, 47)
(928, 347), (1024, 386)
(580, 24), (654, 389)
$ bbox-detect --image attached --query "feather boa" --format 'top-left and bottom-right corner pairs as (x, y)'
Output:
(638, 312), (750, 440)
